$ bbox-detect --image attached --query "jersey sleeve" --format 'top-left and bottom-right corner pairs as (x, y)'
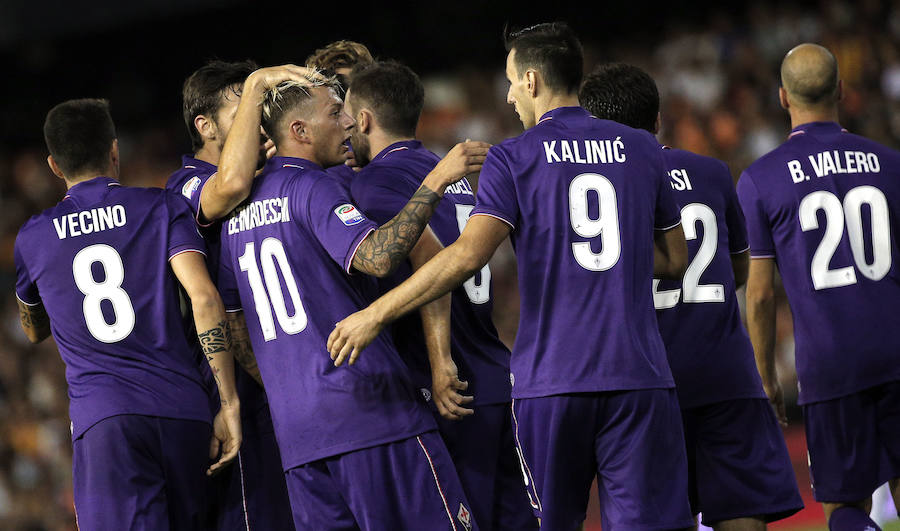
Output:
(215, 233), (242, 312)
(14, 234), (40, 305)
(653, 151), (682, 230)
(471, 146), (518, 228)
(721, 164), (750, 254)
(350, 167), (417, 225)
(165, 191), (208, 261)
(736, 172), (776, 258)
(303, 175), (378, 273)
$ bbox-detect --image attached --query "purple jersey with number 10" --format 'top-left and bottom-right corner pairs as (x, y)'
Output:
(654, 146), (765, 408)
(471, 106), (681, 398)
(217, 156), (435, 471)
(738, 121), (900, 404)
(14, 177), (211, 439)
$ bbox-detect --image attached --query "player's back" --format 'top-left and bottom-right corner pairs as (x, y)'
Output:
(738, 121), (900, 404)
(472, 106), (680, 399)
(217, 157), (434, 469)
(14, 177), (211, 439)
(350, 141), (512, 406)
(654, 147), (764, 408)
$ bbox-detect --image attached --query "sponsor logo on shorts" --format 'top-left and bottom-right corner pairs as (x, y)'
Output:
(510, 372), (515, 387)
(333, 204), (365, 226)
(457, 503), (472, 530)
(182, 176), (201, 200)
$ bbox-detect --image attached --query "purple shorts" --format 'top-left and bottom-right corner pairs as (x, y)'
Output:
(804, 380), (900, 502)
(435, 402), (538, 531)
(682, 398), (803, 525)
(512, 389), (693, 531)
(214, 405), (294, 530)
(72, 414), (211, 530)
(285, 431), (477, 531)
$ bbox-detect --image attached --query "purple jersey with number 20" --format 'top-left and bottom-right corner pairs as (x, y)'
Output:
(738, 121), (900, 404)
(217, 156), (435, 471)
(14, 177), (211, 439)
(471, 106), (681, 399)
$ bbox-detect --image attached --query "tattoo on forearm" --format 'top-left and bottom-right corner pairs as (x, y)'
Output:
(228, 315), (262, 385)
(18, 301), (49, 333)
(199, 320), (230, 356)
(353, 185), (441, 276)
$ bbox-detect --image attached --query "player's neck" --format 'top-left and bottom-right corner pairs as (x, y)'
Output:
(274, 143), (321, 166)
(64, 173), (114, 189)
(789, 107), (840, 130)
(193, 144), (221, 167)
(534, 93), (580, 123)
(369, 131), (414, 160)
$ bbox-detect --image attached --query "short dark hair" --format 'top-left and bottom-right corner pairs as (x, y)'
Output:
(348, 61), (424, 137)
(306, 41), (374, 95)
(503, 22), (583, 94)
(182, 60), (258, 151)
(579, 63), (659, 133)
(43, 98), (116, 177)
(261, 77), (341, 145)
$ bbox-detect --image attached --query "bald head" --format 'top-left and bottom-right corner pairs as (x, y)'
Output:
(781, 43), (839, 107)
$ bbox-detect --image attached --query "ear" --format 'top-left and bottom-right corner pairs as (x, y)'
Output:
(525, 70), (537, 98)
(47, 155), (65, 180)
(290, 119), (311, 145)
(357, 109), (373, 135)
(194, 114), (216, 142)
(779, 87), (790, 110)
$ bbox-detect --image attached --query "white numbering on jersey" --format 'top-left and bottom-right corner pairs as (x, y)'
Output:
(238, 238), (307, 341)
(568, 173), (621, 271)
(454, 204), (492, 304)
(72, 244), (136, 343)
(652, 203), (724, 309)
(799, 186), (891, 290)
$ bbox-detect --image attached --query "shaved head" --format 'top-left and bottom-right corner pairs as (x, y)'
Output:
(780, 43), (839, 107)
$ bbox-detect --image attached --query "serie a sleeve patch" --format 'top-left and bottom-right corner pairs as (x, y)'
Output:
(333, 204), (365, 226)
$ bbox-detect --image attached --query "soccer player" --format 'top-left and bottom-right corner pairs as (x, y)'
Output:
(738, 43), (900, 531)
(581, 63), (804, 531)
(15, 98), (241, 529)
(217, 76), (490, 530)
(168, 61), (313, 530)
(328, 23), (694, 531)
(344, 60), (537, 530)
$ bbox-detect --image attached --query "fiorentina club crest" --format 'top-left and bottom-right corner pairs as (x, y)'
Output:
(457, 503), (472, 530)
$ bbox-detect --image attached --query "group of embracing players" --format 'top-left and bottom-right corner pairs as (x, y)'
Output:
(14, 21), (900, 531)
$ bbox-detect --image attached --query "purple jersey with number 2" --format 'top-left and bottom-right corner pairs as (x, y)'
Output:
(217, 156), (435, 471)
(14, 177), (211, 439)
(654, 146), (765, 408)
(471, 106), (681, 399)
(738, 121), (900, 404)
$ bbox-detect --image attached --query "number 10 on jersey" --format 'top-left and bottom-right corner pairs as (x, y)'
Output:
(238, 238), (308, 341)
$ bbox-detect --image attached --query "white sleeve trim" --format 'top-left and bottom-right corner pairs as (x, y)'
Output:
(469, 212), (515, 229)
(654, 220), (682, 231)
(750, 254), (775, 259)
(167, 248), (207, 262)
(345, 227), (376, 274)
(15, 293), (41, 307)
(730, 245), (751, 254)
(225, 308), (243, 313)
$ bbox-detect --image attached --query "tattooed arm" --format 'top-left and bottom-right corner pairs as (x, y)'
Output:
(226, 310), (263, 387)
(170, 251), (242, 475)
(351, 141), (491, 277)
(17, 298), (51, 343)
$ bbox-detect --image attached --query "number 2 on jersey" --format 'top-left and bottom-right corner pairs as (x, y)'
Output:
(239, 238), (308, 341)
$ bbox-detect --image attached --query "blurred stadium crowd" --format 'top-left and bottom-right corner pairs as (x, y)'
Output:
(1, 1), (900, 528)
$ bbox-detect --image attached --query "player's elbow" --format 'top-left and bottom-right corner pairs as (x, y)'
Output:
(745, 282), (775, 311)
(188, 285), (226, 320)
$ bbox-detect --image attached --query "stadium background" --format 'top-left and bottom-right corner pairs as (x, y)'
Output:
(1, 0), (899, 528)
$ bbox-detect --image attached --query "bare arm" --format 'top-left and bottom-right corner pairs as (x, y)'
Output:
(17, 299), (50, 343)
(329, 215), (511, 366)
(199, 65), (322, 222)
(731, 250), (750, 289)
(410, 228), (474, 420)
(653, 224), (688, 280)
(351, 141), (490, 278)
(745, 257), (786, 426)
(226, 310), (263, 387)
(170, 251), (242, 474)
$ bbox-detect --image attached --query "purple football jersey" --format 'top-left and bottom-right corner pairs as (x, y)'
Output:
(217, 156), (435, 470)
(14, 177), (211, 439)
(654, 146), (765, 408)
(471, 106), (680, 399)
(350, 140), (512, 406)
(166, 155), (268, 418)
(738, 121), (900, 404)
